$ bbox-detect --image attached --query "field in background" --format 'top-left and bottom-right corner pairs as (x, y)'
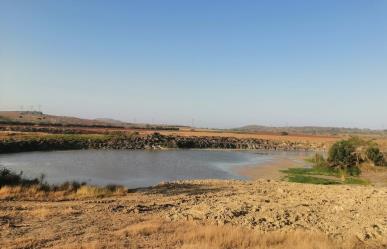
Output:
(3, 125), (387, 150)
(1, 111), (387, 151)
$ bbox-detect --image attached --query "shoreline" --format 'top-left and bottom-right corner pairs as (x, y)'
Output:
(236, 153), (312, 180)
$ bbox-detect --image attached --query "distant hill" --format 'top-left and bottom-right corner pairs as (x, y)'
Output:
(0, 111), (185, 130)
(233, 125), (386, 135)
(0, 111), (127, 127)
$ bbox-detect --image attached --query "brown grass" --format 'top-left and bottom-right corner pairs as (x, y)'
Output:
(0, 184), (127, 200)
(74, 185), (127, 198)
(113, 218), (365, 249)
(28, 207), (52, 219)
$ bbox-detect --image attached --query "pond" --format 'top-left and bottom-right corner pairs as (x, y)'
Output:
(0, 149), (307, 187)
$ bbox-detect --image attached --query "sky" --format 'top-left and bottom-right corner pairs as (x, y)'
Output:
(1, 0), (387, 129)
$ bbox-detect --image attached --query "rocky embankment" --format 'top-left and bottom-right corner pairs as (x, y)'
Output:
(0, 133), (324, 153)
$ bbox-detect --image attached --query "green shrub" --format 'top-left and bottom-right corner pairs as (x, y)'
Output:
(327, 136), (387, 171)
(0, 168), (41, 187)
(366, 146), (386, 166)
(346, 166), (361, 176)
(328, 140), (357, 167)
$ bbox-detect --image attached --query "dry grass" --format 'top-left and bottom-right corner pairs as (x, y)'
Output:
(28, 207), (52, 219)
(0, 185), (48, 198)
(0, 184), (127, 200)
(74, 185), (127, 198)
(114, 218), (367, 249)
(2, 180), (386, 249)
(3, 216), (376, 249)
(360, 163), (387, 187)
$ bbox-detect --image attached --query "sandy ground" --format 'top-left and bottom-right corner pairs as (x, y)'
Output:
(1, 180), (386, 249)
(361, 169), (387, 187)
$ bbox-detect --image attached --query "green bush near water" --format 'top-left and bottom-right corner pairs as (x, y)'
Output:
(1, 168), (39, 187)
(0, 167), (126, 197)
(328, 137), (386, 168)
(281, 137), (384, 185)
(328, 140), (358, 167)
(366, 145), (386, 166)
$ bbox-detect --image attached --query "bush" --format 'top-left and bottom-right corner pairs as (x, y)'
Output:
(346, 166), (361, 176)
(0, 168), (41, 187)
(366, 146), (386, 166)
(328, 140), (357, 167)
(327, 136), (386, 171)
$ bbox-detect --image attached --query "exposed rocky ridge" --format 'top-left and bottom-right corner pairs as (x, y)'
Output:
(0, 133), (325, 153)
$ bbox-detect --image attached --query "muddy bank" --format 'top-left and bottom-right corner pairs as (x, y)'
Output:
(0, 133), (325, 154)
(236, 155), (311, 180)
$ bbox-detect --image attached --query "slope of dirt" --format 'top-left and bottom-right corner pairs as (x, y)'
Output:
(1, 180), (386, 249)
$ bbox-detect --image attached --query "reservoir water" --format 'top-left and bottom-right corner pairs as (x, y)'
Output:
(0, 150), (306, 188)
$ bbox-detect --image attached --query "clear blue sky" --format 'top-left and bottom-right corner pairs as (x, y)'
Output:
(1, 1), (387, 129)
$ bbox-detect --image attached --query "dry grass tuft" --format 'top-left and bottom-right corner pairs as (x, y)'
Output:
(28, 207), (52, 218)
(0, 185), (47, 198)
(73, 185), (127, 198)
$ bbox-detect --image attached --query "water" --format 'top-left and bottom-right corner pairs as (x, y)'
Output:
(0, 150), (301, 188)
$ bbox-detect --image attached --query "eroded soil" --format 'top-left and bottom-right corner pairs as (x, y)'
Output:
(1, 180), (386, 248)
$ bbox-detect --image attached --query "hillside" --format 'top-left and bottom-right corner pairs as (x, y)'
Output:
(0, 111), (128, 127)
(234, 125), (386, 136)
(0, 111), (182, 130)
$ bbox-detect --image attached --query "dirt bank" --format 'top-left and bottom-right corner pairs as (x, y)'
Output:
(1, 180), (386, 249)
